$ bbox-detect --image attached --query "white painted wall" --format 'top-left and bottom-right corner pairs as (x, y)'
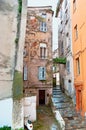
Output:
(0, 98), (13, 127)
(24, 96), (36, 123)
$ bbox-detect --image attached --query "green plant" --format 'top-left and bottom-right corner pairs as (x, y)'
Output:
(0, 126), (11, 130)
(18, 0), (22, 14)
(15, 37), (19, 45)
(53, 57), (66, 64)
(18, 128), (24, 130)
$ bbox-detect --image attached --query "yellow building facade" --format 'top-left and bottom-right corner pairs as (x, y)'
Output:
(71, 0), (86, 116)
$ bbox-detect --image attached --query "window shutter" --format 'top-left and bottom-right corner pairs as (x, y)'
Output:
(38, 67), (46, 80)
(43, 67), (46, 80)
(24, 66), (28, 80)
(38, 67), (42, 80)
(66, 61), (70, 73)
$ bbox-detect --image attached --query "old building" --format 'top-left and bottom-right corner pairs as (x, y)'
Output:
(71, 0), (86, 116)
(56, 0), (75, 104)
(53, 49), (60, 87)
(23, 6), (53, 106)
(0, 0), (27, 129)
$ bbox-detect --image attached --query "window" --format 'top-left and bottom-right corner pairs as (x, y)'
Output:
(40, 13), (47, 32)
(41, 13), (46, 18)
(40, 22), (47, 32)
(38, 67), (46, 80)
(66, 60), (70, 73)
(74, 24), (78, 40)
(40, 43), (47, 59)
(73, 0), (76, 12)
(76, 58), (80, 75)
(23, 66), (28, 80)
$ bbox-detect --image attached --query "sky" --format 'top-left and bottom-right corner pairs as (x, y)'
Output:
(27, 0), (58, 51)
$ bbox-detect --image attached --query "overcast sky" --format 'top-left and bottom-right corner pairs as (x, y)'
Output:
(27, 0), (58, 51)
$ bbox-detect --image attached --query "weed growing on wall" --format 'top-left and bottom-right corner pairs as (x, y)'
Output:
(13, 70), (23, 99)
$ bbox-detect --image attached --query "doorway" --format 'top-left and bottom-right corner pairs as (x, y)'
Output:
(39, 90), (45, 105)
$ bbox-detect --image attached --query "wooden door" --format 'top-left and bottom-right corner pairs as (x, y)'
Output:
(39, 90), (45, 105)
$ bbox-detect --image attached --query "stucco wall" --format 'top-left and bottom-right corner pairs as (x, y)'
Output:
(0, 0), (27, 128)
(0, 0), (18, 99)
(0, 98), (13, 127)
(24, 96), (36, 123)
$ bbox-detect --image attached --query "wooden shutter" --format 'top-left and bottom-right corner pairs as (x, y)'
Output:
(38, 67), (46, 80)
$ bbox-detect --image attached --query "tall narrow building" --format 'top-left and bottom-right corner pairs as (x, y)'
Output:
(56, 0), (75, 104)
(23, 6), (53, 106)
(71, 0), (86, 116)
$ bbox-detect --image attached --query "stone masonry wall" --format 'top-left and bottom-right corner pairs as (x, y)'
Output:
(24, 6), (53, 105)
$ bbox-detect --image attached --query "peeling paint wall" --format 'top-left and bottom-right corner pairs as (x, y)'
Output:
(0, 0), (27, 128)
(0, 0), (18, 100)
(0, 0), (18, 126)
(24, 6), (53, 105)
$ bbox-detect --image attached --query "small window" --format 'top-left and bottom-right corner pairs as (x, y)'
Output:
(23, 66), (28, 80)
(40, 43), (47, 59)
(66, 60), (70, 73)
(73, 0), (76, 12)
(74, 24), (78, 40)
(38, 67), (46, 80)
(40, 13), (47, 32)
(76, 58), (80, 75)
(40, 22), (47, 32)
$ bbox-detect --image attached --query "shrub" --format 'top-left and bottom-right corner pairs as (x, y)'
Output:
(0, 126), (11, 130)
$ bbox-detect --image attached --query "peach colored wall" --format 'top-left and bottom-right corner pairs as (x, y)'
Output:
(71, 0), (86, 115)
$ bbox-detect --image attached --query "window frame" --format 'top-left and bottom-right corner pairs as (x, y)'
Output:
(38, 67), (46, 80)
(76, 57), (80, 75)
(40, 43), (47, 59)
(40, 21), (47, 32)
(74, 24), (78, 40)
(66, 60), (70, 73)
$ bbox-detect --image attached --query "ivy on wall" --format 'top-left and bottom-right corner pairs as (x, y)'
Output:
(53, 57), (66, 64)
(18, 0), (22, 14)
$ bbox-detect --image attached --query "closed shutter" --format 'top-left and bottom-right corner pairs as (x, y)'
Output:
(66, 61), (70, 73)
(38, 67), (46, 80)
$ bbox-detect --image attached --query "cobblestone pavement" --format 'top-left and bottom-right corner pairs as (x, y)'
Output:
(52, 86), (86, 130)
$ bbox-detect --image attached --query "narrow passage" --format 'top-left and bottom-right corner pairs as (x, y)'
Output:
(33, 105), (60, 130)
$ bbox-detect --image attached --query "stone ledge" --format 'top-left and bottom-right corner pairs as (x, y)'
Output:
(54, 110), (65, 130)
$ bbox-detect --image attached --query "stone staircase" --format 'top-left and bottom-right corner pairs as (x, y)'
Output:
(52, 86), (86, 130)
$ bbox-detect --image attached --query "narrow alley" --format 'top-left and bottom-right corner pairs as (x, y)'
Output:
(52, 86), (86, 130)
(1, 0), (86, 129)
(33, 105), (60, 130)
